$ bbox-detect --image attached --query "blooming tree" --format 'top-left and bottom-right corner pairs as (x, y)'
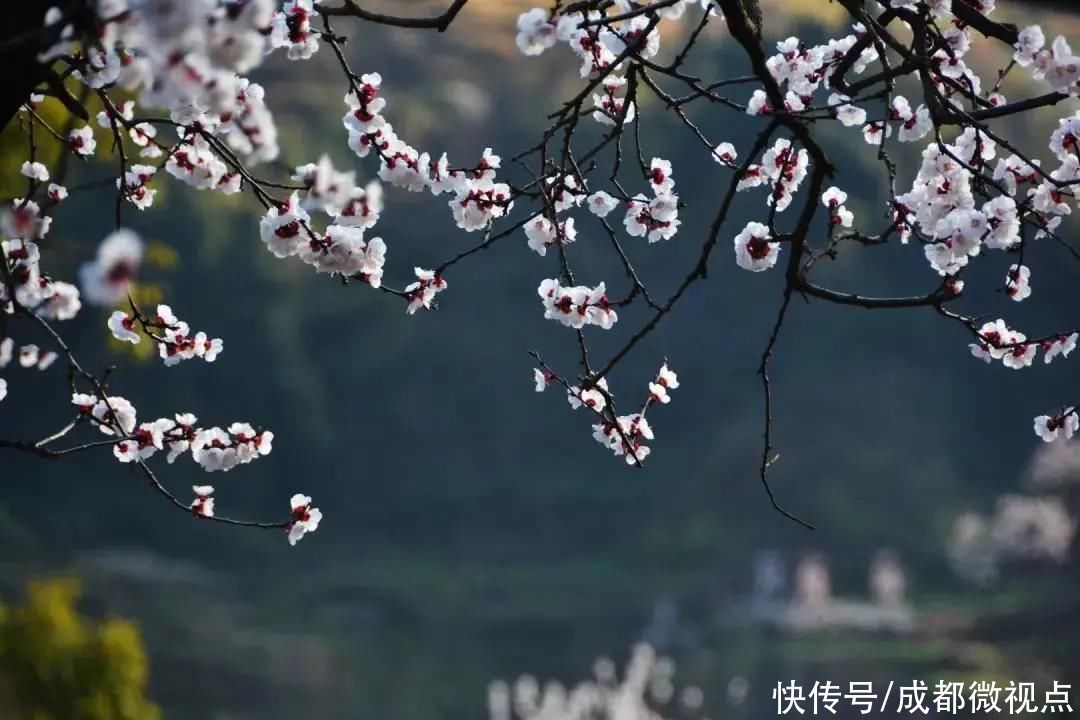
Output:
(2, 0), (1080, 540)
(488, 643), (707, 720)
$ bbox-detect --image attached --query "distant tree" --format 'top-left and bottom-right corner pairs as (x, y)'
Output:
(1, 0), (1079, 533)
(0, 577), (160, 720)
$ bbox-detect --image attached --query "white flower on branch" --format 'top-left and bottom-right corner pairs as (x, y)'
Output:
(524, 216), (576, 257)
(623, 193), (680, 242)
(67, 126), (96, 157)
(404, 268), (448, 314)
(109, 311), (141, 344)
(586, 191), (619, 217)
(568, 378), (609, 412)
(47, 184), (68, 203)
(287, 494), (322, 546)
(1006, 264), (1032, 302)
(191, 486), (215, 518)
(114, 419), (172, 463)
(91, 396), (138, 437)
(259, 193), (309, 259)
(1035, 409), (1079, 443)
(1043, 333), (1078, 364)
(20, 162), (48, 183)
(270, 0), (319, 60)
(533, 368), (550, 393)
(734, 221), (780, 272)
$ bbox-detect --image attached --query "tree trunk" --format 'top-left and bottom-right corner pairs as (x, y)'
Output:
(0, 2), (54, 132)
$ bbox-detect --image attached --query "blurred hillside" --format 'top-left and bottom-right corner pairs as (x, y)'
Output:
(0, 1), (1079, 719)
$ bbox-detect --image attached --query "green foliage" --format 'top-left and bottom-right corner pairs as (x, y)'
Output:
(0, 578), (160, 720)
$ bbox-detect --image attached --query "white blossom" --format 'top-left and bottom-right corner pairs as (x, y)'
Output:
(1035, 409), (1079, 442)
(191, 485), (215, 517)
(734, 221), (780, 272)
(287, 493), (322, 545)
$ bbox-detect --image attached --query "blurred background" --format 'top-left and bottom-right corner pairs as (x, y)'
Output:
(1, 1), (1079, 718)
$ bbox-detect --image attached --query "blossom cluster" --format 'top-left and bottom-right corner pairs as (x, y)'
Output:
(6, 0), (1080, 543)
(1, 180), (80, 320)
(1014, 27), (1080, 94)
(524, 216), (576, 257)
(537, 278), (617, 330)
(70, 394), (272, 471)
(164, 129), (243, 195)
(755, 34), (877, 115)
(505, 1), (1080, 465)
(591, 364), (679, 464)
(747, 139), (810, 212)
(535, 363), (679, 465)
(592, 411), (654, 465)
(969, 321), (1077, 371)
(259, 190), (387, 286)
(188, 487), (321, 546)
(49, 0), (281, 167)
(58, 393), (318, 543)
(189, 485), (321, 546)
(270, 0), (320, 60)
(96, 103), (160, 159)
(622, 159), (680, 242)
(246, 68), (519, 315)
(2, 237), (81, 319)
(717, 17), (1080, 293)
(821, 187), (854, 229)
(747, 29), (940, 159)
(515, 2), (718, 124)
(896, 133), (1030, 276)
(108, 304), (223, 366)
(341, 73), (514, 238)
